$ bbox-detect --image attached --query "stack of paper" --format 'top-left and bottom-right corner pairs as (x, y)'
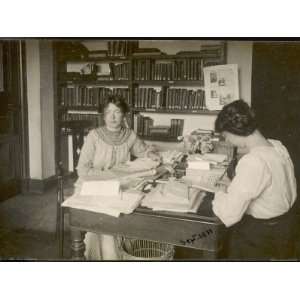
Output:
(187, 160), (211, 170)
(141, 181), (205, 213)
(62, 189), (144, 218)
(63, 178), (145, 217)
(80, 180), (120, 197)
(202, 153), (227, 163)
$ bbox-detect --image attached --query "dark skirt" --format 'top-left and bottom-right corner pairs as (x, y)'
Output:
(227, 210), (296, 261)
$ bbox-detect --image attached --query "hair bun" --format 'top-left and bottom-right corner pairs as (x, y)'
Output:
(215, 100), (257, 136)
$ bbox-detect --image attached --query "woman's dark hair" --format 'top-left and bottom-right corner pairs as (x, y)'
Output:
(103, 95), (129, 114)
(215, 100), (257, 136)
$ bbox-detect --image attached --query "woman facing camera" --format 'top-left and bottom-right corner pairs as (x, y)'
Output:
(76, 95), (161, 260)
(212, 100), (297, 260)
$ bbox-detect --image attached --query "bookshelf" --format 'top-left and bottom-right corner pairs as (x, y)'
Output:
(54, 40), (226, 171)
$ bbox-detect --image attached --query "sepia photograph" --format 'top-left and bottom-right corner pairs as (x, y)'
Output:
(0, 38), (300, 264)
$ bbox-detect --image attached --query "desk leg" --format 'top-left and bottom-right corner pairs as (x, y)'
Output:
(71, 229), (85, 260)
(201, 250), (219, 261)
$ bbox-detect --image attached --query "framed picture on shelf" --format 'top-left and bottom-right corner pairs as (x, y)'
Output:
(204, 64), (239, 111)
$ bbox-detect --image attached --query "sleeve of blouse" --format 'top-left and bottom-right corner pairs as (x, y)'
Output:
(212, 153), (272, 227)
(130, 131), (151, 158)
(76, 130), (102, 177)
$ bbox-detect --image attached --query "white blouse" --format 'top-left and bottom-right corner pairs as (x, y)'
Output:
(212, 139), (297, 227)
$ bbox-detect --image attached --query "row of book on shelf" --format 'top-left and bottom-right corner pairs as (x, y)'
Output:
(134, 114), (184, 139)
(133, 87), (206, 110)
(60, 62), (130, 81)
(60, 58), (207, 83)
(133, 58), (204, 81)
(60, 86), (207, 112)
(60, 112), (133, 133)
(59, 41), (225, 61)
(60, 86), (131, 108)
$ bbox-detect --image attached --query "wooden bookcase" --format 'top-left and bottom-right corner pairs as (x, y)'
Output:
(54, 40), (226, 172)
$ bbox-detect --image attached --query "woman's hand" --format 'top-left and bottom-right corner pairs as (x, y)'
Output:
(147, 151), (162, 163)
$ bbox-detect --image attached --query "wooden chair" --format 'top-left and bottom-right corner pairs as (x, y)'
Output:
(56, 128), (86, 258)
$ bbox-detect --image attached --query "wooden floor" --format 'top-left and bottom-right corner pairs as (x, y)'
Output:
(0, 186), (71, 260)
(1, 184), (300, 261)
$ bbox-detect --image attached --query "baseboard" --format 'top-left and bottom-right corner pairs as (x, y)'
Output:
(24, 175), (58, 194)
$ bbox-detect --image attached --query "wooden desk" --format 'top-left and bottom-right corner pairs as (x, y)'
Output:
(68, 195), (226, 260)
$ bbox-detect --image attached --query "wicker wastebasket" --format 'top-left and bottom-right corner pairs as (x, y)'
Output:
(117, 237), (175, 261)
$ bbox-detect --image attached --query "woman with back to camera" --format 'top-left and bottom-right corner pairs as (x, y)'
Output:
(76, 95), (161, 260)
(212, 100), (297, 260)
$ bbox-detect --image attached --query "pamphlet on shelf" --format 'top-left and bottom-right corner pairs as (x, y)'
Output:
(204, 64), (239, 111)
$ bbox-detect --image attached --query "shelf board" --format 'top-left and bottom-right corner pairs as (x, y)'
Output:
(59, 56), (130, 63)
(139, 135), (180, 143)
(132, 54), (223, 60)
(59, 105), (100, 111)
(133, 80), (204, 87)
(133, 108), (219, 115)
(58, 80), (130, 86)
(59, 54), (225, 62)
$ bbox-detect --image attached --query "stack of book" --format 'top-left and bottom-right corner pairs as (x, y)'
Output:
(149, 125), (170, 137)
(132, 48), (163, 56)
(200, 44), (226, 59)
(134, 115), (184, 139)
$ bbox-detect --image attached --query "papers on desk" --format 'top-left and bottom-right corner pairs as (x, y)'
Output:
(114, 158), (160, 173)
(181, 175), (224, 193)
(187, 153), (228, 165)
(62, 189), (145, 218)
(80, 180), (120, 197)
(202, 153), (227, 163)
(141, 181), (205, 213)
(160, 150), (184, 164)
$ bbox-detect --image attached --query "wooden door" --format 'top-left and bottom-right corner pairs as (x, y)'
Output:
(252, 42), (300, 210)
(0, 40), (27, 201)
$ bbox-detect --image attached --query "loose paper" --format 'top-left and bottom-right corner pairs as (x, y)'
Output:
(80, 180), (120, 196)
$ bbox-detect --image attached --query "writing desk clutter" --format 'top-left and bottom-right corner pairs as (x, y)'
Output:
(68, 194), (225, 260)
(64, 151), (230, 260)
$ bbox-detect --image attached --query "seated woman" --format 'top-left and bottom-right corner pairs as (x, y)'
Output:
(76, 95), (161, 260)
(212, 100), (297, 260)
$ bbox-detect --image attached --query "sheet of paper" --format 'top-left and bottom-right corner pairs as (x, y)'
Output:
(62, 190), (144, 217)
(187, 160), (211, 170)
(202, 153), (227, 163)
(80, 180), (120, 196)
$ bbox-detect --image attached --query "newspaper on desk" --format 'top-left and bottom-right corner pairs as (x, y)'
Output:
(141, 180), (206, 213)
(62, 158), (162, 217)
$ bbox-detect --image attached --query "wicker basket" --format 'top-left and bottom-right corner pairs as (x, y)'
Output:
(117, 237), (175, 261)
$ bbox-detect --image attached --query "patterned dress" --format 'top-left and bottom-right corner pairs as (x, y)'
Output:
(75, 126), (150, 260)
